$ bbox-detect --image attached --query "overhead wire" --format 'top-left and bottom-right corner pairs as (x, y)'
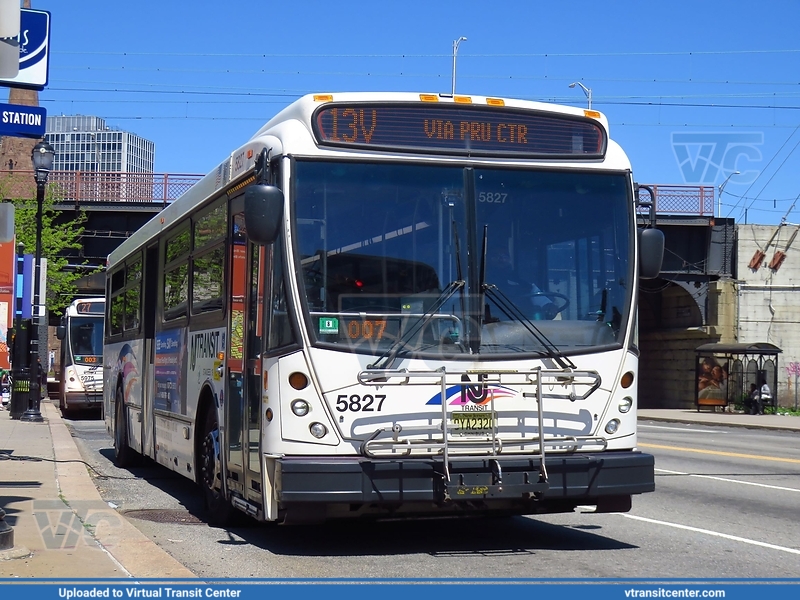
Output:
(724, 123), (800, 222)
(739, 136), (800, 222)
(55, 49), (800, 58)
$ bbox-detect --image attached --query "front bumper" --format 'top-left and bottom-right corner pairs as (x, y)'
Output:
(64, 391), (103, 410)
(276, 451), (654, 506)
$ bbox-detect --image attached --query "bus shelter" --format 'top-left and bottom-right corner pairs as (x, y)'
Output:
(694, 342), (781, 411)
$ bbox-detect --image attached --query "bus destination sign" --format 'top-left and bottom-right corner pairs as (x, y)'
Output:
(312, 103), (606, 158)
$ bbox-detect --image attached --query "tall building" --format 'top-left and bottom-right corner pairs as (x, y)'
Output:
(44, 115), (155, 173)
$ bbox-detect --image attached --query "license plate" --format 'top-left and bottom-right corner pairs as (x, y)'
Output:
(452, 411), (495, 434)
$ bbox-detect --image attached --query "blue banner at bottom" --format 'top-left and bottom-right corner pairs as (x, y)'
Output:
(0, 581), (799, 600)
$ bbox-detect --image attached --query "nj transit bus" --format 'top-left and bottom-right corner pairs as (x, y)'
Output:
(56, 297), (105, 416)
(104, 92), (664, 525)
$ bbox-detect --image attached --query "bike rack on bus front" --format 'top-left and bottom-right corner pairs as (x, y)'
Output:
(356, 367), (603, 502)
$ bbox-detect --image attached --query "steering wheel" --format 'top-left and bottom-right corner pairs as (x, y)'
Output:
(529, 290), (570, 318)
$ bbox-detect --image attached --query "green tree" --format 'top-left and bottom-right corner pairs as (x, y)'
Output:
(5, 183), (91, 317)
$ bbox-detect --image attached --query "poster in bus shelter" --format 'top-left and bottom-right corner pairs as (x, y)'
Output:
(697, 355), (729, 403)
(154, 329), (187, 414)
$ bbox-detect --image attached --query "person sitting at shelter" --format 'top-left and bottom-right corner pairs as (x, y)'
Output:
(759, 379), (772, 413)
(745, 383), (762, 415)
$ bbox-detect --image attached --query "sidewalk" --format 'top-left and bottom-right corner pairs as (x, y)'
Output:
(639, 408), (800, 432)
(0, 400), (195, 579)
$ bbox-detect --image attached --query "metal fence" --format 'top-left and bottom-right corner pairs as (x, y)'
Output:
(0, 170), (203, 207)
(638, 184), (715, 216)
(2, 171), (715, 216)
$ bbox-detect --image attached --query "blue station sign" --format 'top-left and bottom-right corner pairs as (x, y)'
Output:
(0, 102), (46, 138)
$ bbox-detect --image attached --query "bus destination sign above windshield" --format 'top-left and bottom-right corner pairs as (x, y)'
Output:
(312, 103), (606, 158)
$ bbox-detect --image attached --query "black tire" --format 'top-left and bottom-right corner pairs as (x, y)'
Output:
(113, 386), (134, 467)
(199, 402), (235, 526)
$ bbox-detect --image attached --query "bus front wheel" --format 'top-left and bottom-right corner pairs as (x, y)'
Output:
(199, 403), (235, 526)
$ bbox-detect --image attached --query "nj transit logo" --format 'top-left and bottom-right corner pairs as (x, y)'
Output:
(671, 132), (762, 184)
(425, 374), (517, 406)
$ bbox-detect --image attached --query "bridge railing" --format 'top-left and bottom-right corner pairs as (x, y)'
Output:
(637, 184), (716, 216)
(0, 170), (204, 206)
(2, 171), (717, 216)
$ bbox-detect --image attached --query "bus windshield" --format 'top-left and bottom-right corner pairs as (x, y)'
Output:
(70, 316), (104, 358)
(294, 160), (631, 358)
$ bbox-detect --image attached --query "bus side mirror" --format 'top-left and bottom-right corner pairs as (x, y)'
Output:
(639, 228), (664, 279)
(244, 184), (284, 245)
(56, 325), (66, 340)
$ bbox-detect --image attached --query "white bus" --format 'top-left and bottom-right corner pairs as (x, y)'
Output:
(56, 297), (105, 416)
(104, 92), (663, 525)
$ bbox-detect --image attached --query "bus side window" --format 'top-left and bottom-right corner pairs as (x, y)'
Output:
(267, 238), (294, 351)
(109, 268), (125, 336)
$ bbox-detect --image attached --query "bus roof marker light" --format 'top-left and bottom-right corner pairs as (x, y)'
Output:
(419, 94), (439, 103)
(454, 96), (472, 104)
(486, 98), (505, 107)
(584, 109), (601, 119)
(313, 94), (333, 102)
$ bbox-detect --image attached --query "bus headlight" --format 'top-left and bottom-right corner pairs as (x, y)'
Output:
(309, 422), (327, 438)
(605, 419), (620, 434)
(291, 399), (309, 416)
(618, 397), (633, 413)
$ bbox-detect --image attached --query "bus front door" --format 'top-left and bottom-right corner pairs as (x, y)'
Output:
(226, 206), (264, 513)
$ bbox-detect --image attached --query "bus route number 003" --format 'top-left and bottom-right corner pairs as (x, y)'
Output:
(336, 394), (387, 412)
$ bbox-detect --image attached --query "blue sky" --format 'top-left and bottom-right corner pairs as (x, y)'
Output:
(17, 0), (800, 225)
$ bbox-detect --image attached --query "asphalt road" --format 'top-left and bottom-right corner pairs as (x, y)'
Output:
(64, 414), (800, 579)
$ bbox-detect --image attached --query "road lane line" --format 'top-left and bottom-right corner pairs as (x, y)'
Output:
(621, 513), (800, 555)
(640, 442), (800, 464)
(655, 467), (800, 493)
(639, 424), (725, 433)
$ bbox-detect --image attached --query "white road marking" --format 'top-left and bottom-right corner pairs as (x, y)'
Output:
(639, 424), (725, 433)
(621, 513), (800, 555)
(655, 467), (800, 493)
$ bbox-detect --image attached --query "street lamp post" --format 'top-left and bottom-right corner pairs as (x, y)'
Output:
(717, 170), (740, 218)
(569, 82), (592, 109)
(451, 36), (467, 96)
(21, 140), (54, 423)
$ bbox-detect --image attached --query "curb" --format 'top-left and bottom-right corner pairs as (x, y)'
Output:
(638, 414), (800, 433)
(44, 402), (197, 579)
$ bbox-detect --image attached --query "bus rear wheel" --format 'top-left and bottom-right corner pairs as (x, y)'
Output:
(199, 403), (235, 526)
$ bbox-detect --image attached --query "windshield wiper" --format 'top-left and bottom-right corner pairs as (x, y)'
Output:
(482, 284), (576, 369)
(480, 225), (573, 369)
(368, 279), (465, 370)
(369, 219), (467, 370)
